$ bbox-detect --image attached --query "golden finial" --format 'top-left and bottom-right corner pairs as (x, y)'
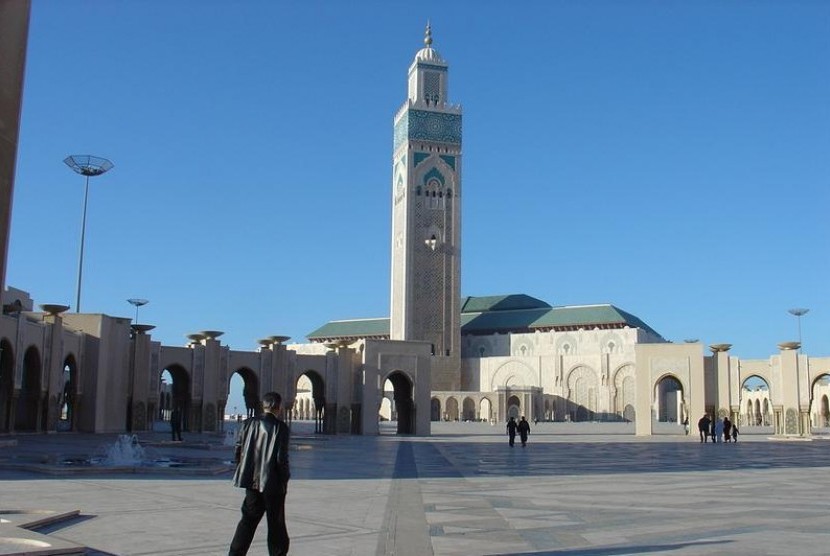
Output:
(424, 21), (433, 47)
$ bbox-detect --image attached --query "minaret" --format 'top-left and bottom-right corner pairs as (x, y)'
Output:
(390, 24), (462, 390)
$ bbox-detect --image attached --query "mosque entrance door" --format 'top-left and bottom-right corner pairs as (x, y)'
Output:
(507, 395), (520, 420)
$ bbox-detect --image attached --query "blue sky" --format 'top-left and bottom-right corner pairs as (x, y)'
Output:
(8, 0), (829, 391)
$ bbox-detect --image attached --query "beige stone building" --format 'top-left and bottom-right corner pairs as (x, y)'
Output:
(1, 16), (828, 438)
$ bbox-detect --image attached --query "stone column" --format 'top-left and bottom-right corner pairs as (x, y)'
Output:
(200, 330), (223, 432)
(41, 304), (70, 432)
(129, 324), (155, 431)
(710, 344), (732, 418)
(777, 342), (802, 436)
(335, 343), (355, 434)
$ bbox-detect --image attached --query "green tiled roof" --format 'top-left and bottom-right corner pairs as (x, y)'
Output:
(307, 295), (662, 341)
(306, 318), (390, 340)
(460, 294), (550, 313)
(529, 305), (661, 337)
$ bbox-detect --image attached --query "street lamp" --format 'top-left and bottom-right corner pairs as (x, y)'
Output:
(64, 155), (114, 312)
(127, 298), (149, 324)
(788, 308), (809, 351)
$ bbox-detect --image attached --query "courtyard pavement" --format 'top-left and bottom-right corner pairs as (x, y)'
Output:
(2, 422), (830, 555)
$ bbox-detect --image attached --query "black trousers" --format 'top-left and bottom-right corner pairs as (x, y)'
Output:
(229, 484), (289, 556)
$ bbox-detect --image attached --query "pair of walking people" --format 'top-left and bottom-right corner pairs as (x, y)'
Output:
(507, 416), (531, 447)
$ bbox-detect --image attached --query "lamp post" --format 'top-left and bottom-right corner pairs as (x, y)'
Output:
(64, 155), (114, 312)
(127, 298), (149, 324)
(788, 308), (809, 351)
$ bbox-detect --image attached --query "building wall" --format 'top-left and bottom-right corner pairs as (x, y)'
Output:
(0, 1), (30, 294)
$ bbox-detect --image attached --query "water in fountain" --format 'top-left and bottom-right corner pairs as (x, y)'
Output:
(104, 434), (146, 465)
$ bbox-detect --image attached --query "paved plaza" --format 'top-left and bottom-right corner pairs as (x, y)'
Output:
(3, 423), (830, 555)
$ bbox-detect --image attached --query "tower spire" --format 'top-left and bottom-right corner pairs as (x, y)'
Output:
(424, 21), (432, 47)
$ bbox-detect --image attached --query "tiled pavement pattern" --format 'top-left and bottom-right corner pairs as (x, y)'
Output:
(2, 424), (830, 555)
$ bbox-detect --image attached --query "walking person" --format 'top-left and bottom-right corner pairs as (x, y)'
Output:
(506, 416), (518, 447)
(723, 417), (732, 443)
(517, 416), (531, 447)
(229, 392), (291, 556)
(731, 424), (739, 442)
(714, 417), (724, 443)
(697, 414), (711, 443)
(170, 406), (183, 442)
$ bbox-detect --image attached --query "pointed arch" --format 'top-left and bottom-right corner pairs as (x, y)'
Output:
(16, 346), (42, 432)
(491, 360), (537, 391)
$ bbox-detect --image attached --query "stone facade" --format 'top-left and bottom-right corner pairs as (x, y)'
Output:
(2, 22), (828, 439)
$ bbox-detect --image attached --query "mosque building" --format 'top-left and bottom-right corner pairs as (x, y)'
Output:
(1, 14), (829, 438)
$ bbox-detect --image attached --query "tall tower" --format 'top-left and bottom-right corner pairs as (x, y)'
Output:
(390, 24), (462, 390)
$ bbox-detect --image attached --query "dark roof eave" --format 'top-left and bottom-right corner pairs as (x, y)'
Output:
(309, 334), (390, 343)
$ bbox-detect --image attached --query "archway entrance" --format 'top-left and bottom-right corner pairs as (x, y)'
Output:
(507, 395), (520, 420)
(0, 340), (13, 432)
(229, 367), (260, 419)
(810, 374), (830, 432)
(654, 375), (684, 423)
(462, 397), (476, 421)
(480, 398), (493, 423)
(445, 397), (459, 421)
(384, 371), (414, 435)
(16, 347), (42, 432)
(740, 376), (772, 428)
(58, 355), (78, 432)
(296, 371), (325, 433)
(430, 397), (440, 421)
(159, 365), (191, 432)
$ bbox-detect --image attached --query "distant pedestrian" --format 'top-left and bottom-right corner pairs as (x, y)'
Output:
(731, 424), (739, 442)
(171, 406), (183, 442)
(517, 416), (531, 447)
(698, 414), (711, 443)
(711, 419), (717, 442)
(714, 418), (724, 443)
(506, 417), (518, 447)
(683, 417), (690, 436)
(723, 417), (732, 442)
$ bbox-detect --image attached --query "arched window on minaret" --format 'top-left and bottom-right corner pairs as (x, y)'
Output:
(424, 71), (440, 106)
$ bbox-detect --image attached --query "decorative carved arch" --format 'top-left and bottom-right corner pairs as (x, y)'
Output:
(612, 364), (636, 415)
(566, 365), (598, 392)
(555, 334), (577, 355)
(612, 364), (634, 388)
(566, 365), (598, 413)
(599, 331), (624, 354)
(490, 360), (537, 391)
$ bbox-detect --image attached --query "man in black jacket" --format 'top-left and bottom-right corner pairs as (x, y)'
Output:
(697, 414), (711, 443)
(229, 391), (290, 556)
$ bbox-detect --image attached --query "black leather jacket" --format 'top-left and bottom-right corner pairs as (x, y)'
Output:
(232, 412), (290, 492)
